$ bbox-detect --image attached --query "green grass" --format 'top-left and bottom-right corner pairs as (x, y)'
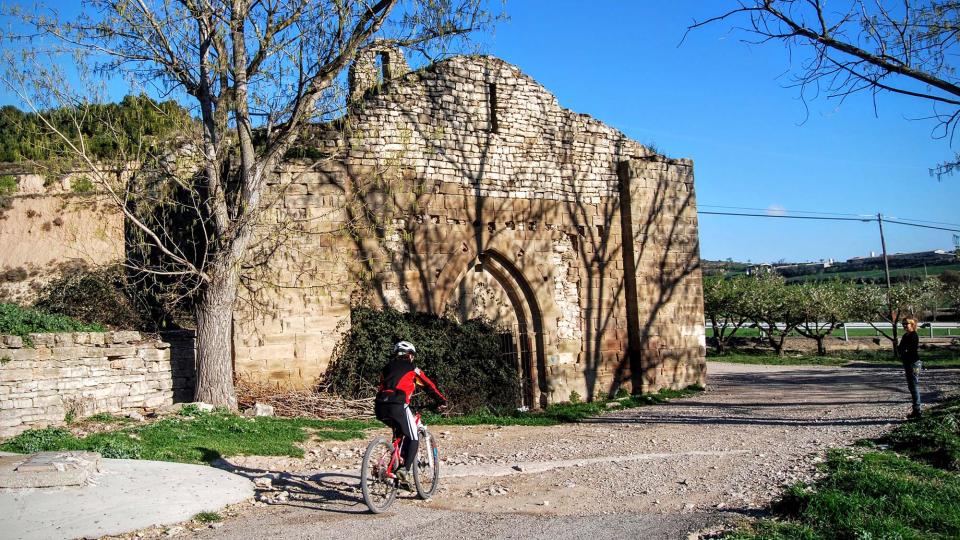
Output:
(881, 397), (960, 471)
(0, 406), (378, 464)
(784, 263), (960, 284)
(709, 347), (960, 368)
(423, 385), (704, 427)
(0, 303), (104, 344)
(193, 512), (222, 523)
(727, 396), (960, 539)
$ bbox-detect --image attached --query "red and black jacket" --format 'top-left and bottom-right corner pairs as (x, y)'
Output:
(376, 358), (446, 405)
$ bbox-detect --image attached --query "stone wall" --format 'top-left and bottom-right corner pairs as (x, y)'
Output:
(0, 331), (195, 437)
(0, 168), (123, 304)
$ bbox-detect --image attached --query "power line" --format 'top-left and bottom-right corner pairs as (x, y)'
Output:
(698, 204), (960, 228)
(698, 210), (872, 222)
(697, 210), (960, 233)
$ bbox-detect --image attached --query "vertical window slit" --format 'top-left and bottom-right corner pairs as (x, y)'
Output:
(488, 83), (499, 133)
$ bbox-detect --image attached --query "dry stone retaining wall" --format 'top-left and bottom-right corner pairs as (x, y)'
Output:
(0, 331), (194, 437)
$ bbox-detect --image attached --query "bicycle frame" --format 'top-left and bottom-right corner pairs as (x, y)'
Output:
(384, 411), (434, 479)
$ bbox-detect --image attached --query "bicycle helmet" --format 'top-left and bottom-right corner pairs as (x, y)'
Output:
(393, 340), (416, 356)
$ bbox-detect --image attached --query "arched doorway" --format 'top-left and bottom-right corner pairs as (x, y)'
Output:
(443, 250), (546, 409)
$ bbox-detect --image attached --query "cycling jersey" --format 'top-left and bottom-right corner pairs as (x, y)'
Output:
(376, 358), (446, 405)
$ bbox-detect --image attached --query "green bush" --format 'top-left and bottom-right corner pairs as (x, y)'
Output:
(70, 175), (94, 193)
(33, 264), (149, 330)
(0, 174), (16, 196)
(325, 307), (520, 413)
(0, 303), (104, 341)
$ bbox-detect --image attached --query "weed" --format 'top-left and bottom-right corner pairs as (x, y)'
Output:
(64, 410), (76, 424)
(0, 355), (10, 365)
(0, 175), (16, 196)
(193, 512), (222, 523)
(70, 176), (94, 193)
(568, 391), (582, 404)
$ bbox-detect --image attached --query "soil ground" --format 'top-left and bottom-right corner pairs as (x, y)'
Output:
(108, 361), (960, 540)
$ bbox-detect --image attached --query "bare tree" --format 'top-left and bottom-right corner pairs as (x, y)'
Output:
(690, 1), (960, 174)
(2, 0), (494, 408)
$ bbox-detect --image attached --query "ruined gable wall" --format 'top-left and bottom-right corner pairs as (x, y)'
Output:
(234, 54), (705, 401)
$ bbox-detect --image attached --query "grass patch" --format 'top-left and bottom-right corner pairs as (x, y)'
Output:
(0, 408), (378, 464)
(729, 450), (960, 539)
(0, 303), (104, 344)
(193, 512), (222, 523)
(423, 385), (704, 427)
(728, 396), (960, 539)
(881, 396), (960, 472)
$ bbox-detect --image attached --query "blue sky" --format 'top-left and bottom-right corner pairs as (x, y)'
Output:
(483, 1), (960, 263)
(1, 1), (957, 263)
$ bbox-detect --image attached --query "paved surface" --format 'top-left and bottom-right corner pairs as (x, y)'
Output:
(1, 455), (254, 540)
(123, 361), (957, 540)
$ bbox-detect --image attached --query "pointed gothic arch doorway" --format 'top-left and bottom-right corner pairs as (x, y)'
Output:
(444, 250), (546, 409)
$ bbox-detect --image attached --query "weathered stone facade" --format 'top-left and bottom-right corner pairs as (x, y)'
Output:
(0, 332), (195, 437)
(234, 48), (706, 406)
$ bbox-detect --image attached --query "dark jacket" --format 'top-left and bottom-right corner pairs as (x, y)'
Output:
(898, 331), (919, 364)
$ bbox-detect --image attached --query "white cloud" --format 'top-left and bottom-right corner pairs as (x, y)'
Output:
(765, 204), (787, 217)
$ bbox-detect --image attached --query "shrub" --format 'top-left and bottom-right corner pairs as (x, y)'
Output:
(0, 303), (104, 340)
(34, 263), (149, 330)
(0, 174), (16, 196)
(325, 307), (520, 413)
(70, 175), (95, 193)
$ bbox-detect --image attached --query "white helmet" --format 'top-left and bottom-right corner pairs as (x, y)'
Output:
(393, 341), (416, 356)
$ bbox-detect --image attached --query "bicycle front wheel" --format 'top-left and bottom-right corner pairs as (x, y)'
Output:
(360, 436), (397, 513)
(413, 428), (440, 499)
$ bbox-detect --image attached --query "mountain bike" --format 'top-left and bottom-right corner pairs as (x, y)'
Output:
(360, 407), (440, 513)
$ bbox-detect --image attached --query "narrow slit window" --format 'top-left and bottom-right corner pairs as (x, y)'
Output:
(377, 52), (391, 81)
(488, 83), (499, 133)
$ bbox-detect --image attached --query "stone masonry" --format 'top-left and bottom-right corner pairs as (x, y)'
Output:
(0, 332), (195, 437)
(233, 46), (707, 407)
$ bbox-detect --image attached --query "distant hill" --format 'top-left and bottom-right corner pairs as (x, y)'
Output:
(704, 249), (959, 283)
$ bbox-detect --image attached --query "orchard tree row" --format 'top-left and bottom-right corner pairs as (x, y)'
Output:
(703, 273), (959, 357)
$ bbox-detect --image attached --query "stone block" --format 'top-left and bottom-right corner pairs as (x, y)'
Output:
(2, 335), (24, 348)
(110, 331), (142, 344)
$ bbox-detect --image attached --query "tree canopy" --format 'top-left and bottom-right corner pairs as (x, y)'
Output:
(0, 95), (192, 163)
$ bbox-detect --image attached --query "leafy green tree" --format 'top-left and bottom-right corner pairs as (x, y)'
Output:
(794, 281), (855, 356)
(851, 279), (944, 357)
(742, 273), (803, 357)
(703, 274), (751, 354)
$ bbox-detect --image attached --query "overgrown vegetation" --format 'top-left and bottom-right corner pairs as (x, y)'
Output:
(727, 396), (960, 539)
(0, 96), (192, 163)
(325, 307), (520, 413)
(33, 263), (151, 330)
(0, 406), (377, 464)
(0, 303), (103, 342)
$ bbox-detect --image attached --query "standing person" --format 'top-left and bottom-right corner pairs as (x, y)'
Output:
(897, 318), (922, 418)
(374, 341), (447, 487)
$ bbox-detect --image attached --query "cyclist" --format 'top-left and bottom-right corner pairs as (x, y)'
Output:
(374, 340), (447, 488)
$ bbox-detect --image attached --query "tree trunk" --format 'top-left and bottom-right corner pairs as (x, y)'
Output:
(193, 272), (239, 410)
(815, 335), (826, 356)
(769, 332), (786, 357)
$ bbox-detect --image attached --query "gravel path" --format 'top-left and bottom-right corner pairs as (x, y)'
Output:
(132, 362), (960, 540)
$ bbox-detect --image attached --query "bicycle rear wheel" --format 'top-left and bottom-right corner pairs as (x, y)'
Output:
(360, 436), (397, 513)
(413, 427), (440, 499)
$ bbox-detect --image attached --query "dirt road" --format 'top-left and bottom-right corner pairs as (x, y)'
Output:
(156, 362), (959, 540)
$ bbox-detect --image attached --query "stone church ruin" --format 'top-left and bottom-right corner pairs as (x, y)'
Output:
(0, 45), (706, 410)
(233, 45), (706, 406)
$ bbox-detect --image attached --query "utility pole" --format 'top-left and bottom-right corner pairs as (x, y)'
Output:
(877, 213), (898, 358)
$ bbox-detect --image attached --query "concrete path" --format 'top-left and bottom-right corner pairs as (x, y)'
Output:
(0, 455), (254, 540)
